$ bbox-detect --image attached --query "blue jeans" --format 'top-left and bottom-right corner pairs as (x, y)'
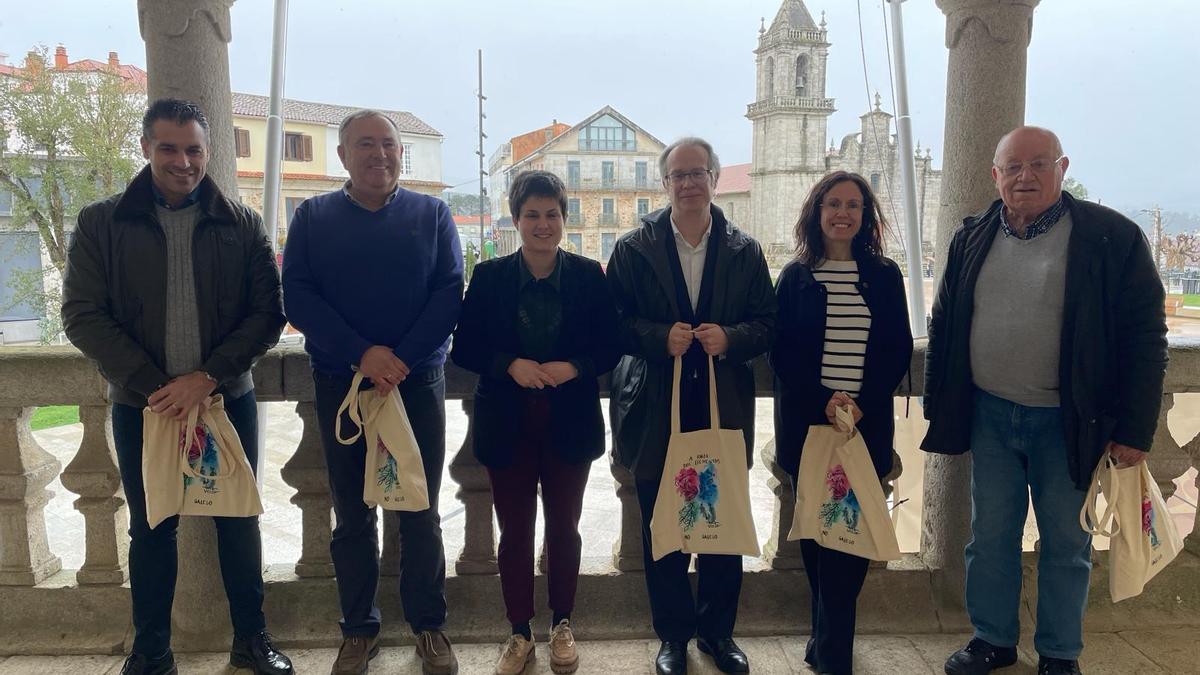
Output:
(965, 390), (1092, 659)
(112, 390), (266, 657)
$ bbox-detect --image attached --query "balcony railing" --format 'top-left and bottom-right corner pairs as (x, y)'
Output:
(567, 213), (584, 226)
(747, 96), (836, 116)
(566, 178), (657, 192)
(599, 213), (617, 226)
(0, 339), (1197, 653)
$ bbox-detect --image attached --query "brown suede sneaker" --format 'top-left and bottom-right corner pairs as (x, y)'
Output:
(416, 630), (459, 675)
(331, 635), (380, 675)
(548, 619), (578, 674)
(494, 634), (535, 675)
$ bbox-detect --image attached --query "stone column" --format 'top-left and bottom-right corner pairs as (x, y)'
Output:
(280, 401), (335, 578)
(138, 0), (239, 648)
(448, 399), (498, 574)
(610, 460), (643, 572)
(759, 440), (803, 570)
(0, 407), (62, 585)
(925, 0), (1040, 603)
(59, 405), (128, 585)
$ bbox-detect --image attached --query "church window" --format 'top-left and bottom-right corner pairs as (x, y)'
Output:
(795, 54), (809, 96)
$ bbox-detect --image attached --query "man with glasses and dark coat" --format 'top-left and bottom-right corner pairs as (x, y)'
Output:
(923, 126), (1167, 675)
(606, 137), (776, 675)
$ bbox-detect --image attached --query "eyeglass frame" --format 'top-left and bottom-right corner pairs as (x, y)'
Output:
(663, 168), (714, 186)
(994, 155), (1065, 178)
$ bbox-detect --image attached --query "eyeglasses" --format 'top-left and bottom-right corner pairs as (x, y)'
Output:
(664, 169), (712, 186)
(995, 156), (1064, 177)
(820, 198), (863, 213)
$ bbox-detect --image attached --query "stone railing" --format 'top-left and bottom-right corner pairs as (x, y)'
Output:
(747, 95), (837, 117)
(1, 339), (1198, 653)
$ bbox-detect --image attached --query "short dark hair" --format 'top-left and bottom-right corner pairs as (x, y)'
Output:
(142, 98), (210, 141)
(508, 170), (568, 222)
(793, 171), (888, 265)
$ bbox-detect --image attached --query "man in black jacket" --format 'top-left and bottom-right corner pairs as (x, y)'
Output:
(61, 99), (291, 675)
(607, 137), (776, 675)
(922, 126), (1167, 675)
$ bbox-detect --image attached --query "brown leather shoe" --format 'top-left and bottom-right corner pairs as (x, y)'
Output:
(416, 630), (459, 675)
(331, 635), (380, 675)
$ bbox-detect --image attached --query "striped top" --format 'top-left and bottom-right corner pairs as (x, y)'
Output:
(815, 259), (871, 394)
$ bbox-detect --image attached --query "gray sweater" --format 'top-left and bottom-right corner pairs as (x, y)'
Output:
(156, 203), (204, 378)
(969, 212), (1073, 407)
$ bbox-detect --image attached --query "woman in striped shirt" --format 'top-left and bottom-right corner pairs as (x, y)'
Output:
(770, 171), (913, 675)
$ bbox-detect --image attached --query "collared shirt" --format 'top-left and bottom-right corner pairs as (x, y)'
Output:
(670, 214), (712, 311)
(342, 180), (400, 210)
(1000, 194), (1067, 240)
(150, 182), (201, 211)
(516, 250), (564, 364)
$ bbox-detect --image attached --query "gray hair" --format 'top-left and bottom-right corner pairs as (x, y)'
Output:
(993, 126), (1064, 164)
(659, 136), (721, 182)
(338, 109), (400, 147)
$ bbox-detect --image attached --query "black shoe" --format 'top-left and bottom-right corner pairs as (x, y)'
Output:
(697, 637), (750, 673)
(231, 630), (295, 675)
(1038, 657), (1082, 675)
(944, 638), (1018, 675)
(656, 640), (688, 675)
(120, 650), (177, 675)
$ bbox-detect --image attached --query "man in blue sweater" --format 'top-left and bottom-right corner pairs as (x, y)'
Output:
(282, 109), (464, 675)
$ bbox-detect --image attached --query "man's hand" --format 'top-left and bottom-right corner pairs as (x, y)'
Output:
(540, 361), (579, 387)
(693, 323), (729, 356)
(508, 358), (556, 389)
(1107, 441), (1148, 466)
(148, 371), (217, 420)
(360, 345), (409, 394)
(825, 391), (863, 429)
(668, 322), (695, 357)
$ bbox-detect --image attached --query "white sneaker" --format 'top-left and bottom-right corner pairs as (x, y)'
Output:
(549, 619), (579, 674)
(495, 634), (535, 675)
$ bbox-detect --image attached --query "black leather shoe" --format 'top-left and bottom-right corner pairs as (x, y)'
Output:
(945, 638), (1018, 675)
(120, 650), (177, 675)
(655, 640), (688, 675)
(231, 630), (295, 675)
(697, 637), (750, 673)
(1038, 657), (1082, 675)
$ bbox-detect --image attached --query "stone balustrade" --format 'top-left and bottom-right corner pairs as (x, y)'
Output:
(1, 339), (1197, 653)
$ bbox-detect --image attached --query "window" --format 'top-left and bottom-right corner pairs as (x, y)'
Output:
(284, 132), (313, 161)
(600, 198), (615, 225)
(795, 54), (809, 96)
(601, 233), (617, 261)
(566, 233), (583, 254)
(602, 162), (615, 188)
(0, 190), (11, 216)
(567, 198), (581, 225)
(637, 198), (650, 217)
(765, 56), (775, 98)
(567, 161), (581, 188)
(234, 127), (251, 158)
(285, 196), (304, 227)
(0, 232), (43, 320)
(635, 162), (648, 188)
(578, 114), (636, 152)
(870, 173), (881, 192)
(401, 143), (413, 175)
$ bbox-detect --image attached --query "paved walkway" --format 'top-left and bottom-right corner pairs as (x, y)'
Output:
(3, 631), (1197, 674)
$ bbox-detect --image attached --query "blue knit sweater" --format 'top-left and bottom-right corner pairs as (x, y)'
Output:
(282, 188), (464, 376)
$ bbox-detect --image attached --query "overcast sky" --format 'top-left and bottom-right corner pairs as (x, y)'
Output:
(3, 0), (1198, 215)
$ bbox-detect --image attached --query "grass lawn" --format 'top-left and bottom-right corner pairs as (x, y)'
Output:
(30, 405), (80, 431)
(1184, 294), (1200, 308)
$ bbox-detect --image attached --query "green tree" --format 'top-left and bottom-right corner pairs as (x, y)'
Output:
(0, 45), (143, 342)
(1062, 176), (1088, 201)
(444, 191), (491, 216)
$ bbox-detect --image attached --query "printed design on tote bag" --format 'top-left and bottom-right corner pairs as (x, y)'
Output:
(375, 437), (400, 493)
(675, 462), (720, 531)
(819, 464), (861, 534)
(1142, 493), (1160, 548)
(181, 424), (220, 492)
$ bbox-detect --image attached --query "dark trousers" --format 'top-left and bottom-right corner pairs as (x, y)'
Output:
(636, 478), (743, 643)
(486, 394), (591, 627)
(799, 539), (870, 675)
(313, 367), (448, 637)
(111, 390), (266, 657)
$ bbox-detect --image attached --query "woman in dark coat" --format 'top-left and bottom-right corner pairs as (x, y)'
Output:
(451, 169), (619, 675)
(770, 171), (914, 675)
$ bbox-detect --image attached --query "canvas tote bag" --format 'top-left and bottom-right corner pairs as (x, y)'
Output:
(1080, 455), (1183, 602)
(142, 395), (263, 528)
(649, 355), (760, 561)
(336, 371), (430, 511)
(788, 405), (902, 561)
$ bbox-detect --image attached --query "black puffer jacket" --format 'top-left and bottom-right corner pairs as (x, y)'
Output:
(921, 193), (1168, 489)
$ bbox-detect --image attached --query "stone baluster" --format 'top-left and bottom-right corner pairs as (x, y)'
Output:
(59, 405), (128, 585)
(1146, 394), (1193, 501)
(1182, 422), (1200, 554)
(449, 399), (497, 574)
(0, 406), (62, 585)
(610, 459), (643, 572)
(280, 401), (335, 577)
(380, 510), (400, 577)
(760, 439), (804, 570)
